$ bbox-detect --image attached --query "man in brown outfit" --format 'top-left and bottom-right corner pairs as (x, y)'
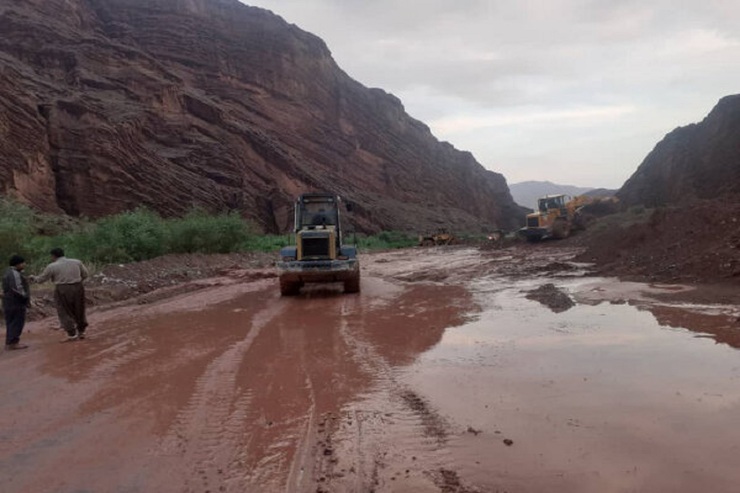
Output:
(34, 248), (89, 342)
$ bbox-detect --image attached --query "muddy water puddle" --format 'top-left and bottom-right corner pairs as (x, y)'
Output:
(398, 275), (740, 492)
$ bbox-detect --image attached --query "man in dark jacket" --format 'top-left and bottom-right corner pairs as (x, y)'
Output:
(2, 255), (30, 350)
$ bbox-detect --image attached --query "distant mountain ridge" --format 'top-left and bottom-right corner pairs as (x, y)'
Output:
(509, 181), (594, 209)
(583, 188), (617, 198)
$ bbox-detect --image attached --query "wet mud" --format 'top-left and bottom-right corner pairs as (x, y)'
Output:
(525, 283), (575, 313)
(1, 246), (739, 492)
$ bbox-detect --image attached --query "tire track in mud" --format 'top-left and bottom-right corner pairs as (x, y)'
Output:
(156, 293), (284, 493)
(82, 341), (157, 382)
(191, 286), (365, 493)
(275, 295), (367, 493)
(280, 291), (362, 493)
(284, 372), (319, 493)
(309, 284), (477, 493)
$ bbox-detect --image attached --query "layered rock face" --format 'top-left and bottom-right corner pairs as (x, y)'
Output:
(0, 0), (521, 233)
(619, 95), (740, 207)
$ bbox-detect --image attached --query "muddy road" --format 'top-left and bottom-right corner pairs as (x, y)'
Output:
(2, 247), (740, 493)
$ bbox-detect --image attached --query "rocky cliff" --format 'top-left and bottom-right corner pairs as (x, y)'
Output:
(0, 0), (521, 233)
(619, 94), (740, 207)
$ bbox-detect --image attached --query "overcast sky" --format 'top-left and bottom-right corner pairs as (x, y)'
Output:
(243, 1), (740, 188)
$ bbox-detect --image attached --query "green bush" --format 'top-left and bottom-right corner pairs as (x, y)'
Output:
(168, 209), (251, 254)
(0, 196), (423, 270)
(0, 198), (262, 267)
(0, 199), (36, 264)
(356, 231), (417, 250)
(84, 208), (168, 262)
(244, 234), (291, 252)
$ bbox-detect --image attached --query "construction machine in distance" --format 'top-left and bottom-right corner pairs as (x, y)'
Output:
(418, 228), (456, 246)
(277, 192), (360, 296)
(519, 194), (591, 242)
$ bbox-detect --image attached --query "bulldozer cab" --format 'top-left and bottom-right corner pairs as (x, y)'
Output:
(292, 193), (345, 255)
(538, 195), (569, 214)
(537, 195), (571, 217)
(295, 194), (340, 231)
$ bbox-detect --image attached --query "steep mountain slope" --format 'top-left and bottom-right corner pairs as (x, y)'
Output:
(618, 94), (740, 207)
(576, 94), (740, 285)
(583, 188), (617, 198)
(508, 181), (593, 209)
(0, 0), (522, 233)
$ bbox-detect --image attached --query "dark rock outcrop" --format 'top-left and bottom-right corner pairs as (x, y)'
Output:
(0, 0), (521, 233)
(618, 94), (740, 207)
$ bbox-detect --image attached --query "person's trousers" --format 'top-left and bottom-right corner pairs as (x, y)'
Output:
(54, 283), (88, 336)
(3, 303), (26, 346)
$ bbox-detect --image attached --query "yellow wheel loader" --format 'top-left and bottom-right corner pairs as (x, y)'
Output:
(418, 229), (455, 246)
(277, 193), (360, 295)
(519, 194), (590, 242)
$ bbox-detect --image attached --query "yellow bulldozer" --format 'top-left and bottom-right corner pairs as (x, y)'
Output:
(418, 229), (456, 246)
(519, 194), (591, 242)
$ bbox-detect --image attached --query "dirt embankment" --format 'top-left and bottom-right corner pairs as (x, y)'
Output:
(573, 199), (740, 285)
(525, 283), (575, 313)
(24, 252), (276, 321)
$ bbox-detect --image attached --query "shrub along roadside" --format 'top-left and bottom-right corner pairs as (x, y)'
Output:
(0, 199), (36, 266)
(354, 231), (418, 250)
(0, 200), (282, 272)
(0, 198), (417, 272)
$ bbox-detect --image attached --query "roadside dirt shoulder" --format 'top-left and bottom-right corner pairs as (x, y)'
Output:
(573, 200), (740, 286)
(25, 252), (276, 321)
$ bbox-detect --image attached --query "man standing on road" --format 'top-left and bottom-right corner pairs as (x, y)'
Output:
(34, 248), (89, 342)
(2, 255), (31, 350)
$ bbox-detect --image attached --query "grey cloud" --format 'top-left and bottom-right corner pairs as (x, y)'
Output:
(243, 1), (740, 187)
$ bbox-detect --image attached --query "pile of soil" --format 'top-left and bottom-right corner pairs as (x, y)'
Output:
(525, 283), (575, 313)
(575, 200), (740, 284)
(24, 252), (276, 321)
(91, 252), (275, 295)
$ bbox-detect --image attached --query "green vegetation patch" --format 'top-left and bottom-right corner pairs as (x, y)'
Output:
(354, 231), (418, 250)
(0, 199), (279, 271)
(0, 198), (421, 270)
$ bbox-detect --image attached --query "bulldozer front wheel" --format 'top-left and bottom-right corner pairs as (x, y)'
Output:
(344, 270), (361, 294)
(279, 277), (301, 296)
(552, 218), (571, 239)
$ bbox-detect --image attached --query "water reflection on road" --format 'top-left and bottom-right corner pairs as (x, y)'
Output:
(401, 273), (740, 493)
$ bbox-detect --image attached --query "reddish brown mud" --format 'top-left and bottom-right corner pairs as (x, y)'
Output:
(1, 247), (739, 492)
